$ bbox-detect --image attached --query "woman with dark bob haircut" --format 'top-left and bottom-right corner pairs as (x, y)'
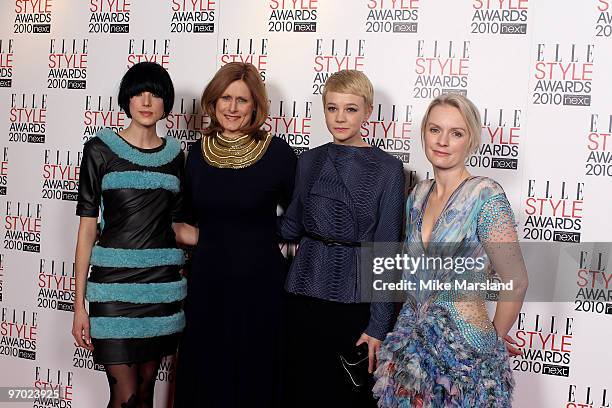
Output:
(173, 62), (297, 407)
(73, 61), (190, 408)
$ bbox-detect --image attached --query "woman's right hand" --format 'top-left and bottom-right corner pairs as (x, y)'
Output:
(72, 308), (94, 351)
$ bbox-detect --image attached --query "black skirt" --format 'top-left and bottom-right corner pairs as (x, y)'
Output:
(88, 264), (183, 364)
(283, 293), (378, 408)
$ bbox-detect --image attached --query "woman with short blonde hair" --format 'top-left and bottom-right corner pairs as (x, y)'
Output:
(280, 69), (405, 407)
(419, 93), (482, 155)
(374, 94), (528, 407)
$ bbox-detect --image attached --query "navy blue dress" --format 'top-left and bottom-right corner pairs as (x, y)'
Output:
(174, 136), (297, 408)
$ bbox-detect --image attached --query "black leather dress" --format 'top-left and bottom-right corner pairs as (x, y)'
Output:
(76, 128), (185, 364)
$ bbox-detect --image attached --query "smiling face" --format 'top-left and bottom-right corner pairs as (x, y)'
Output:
(423, 104), (472, 171)
(128, 91), (165, 127)
(324, 91), (372, 146)
(214, 79), (254, 138)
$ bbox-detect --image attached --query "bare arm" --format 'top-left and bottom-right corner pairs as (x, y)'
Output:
(72, 216), (97, 350)
(478, 195), (529, 338)
(489, 240), (529, 337)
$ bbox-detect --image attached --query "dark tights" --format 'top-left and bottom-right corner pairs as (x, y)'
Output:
(104, 360), (160, 408)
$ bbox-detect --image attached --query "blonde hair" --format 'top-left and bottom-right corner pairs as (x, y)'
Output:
(322, 70), (374, 107)
(420, 93), (481, 155)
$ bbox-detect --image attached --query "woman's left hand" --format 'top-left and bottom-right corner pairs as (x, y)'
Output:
(356, 332), (382, 374)
(173, 223), (199, 246)
(503, 334), (523, 357)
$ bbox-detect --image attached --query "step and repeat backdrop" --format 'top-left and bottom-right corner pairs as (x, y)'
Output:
(0, 0), (611, 407)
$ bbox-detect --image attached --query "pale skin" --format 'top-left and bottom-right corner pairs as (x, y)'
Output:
(421, 104), (528, 356)
(324, 91), (372, 147)
(323, 91), (381, 372)
(215, 79), (255, 139)
(71, 91), (198, 349)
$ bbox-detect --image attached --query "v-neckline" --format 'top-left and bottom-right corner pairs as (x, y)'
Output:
(420, 176), (474, 250)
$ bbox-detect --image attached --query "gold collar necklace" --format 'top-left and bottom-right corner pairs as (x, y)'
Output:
(201, 132), (272, 169)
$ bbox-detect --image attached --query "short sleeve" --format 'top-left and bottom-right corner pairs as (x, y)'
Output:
(477, 193), (517, 243)
(76, 140), (105, 217)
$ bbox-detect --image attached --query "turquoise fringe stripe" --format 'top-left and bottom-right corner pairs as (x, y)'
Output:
(86, 278), (187, 304)
(96, 128), (181, 167)
(90, 246), (184, 268)
(90, 311), (185, 339)
(102, 171), (180, 193)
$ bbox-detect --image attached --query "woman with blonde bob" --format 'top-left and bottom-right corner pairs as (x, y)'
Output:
(279, 70), (405, 407)
(174, 62), (297, 407)
(373, 94), (528, 407)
